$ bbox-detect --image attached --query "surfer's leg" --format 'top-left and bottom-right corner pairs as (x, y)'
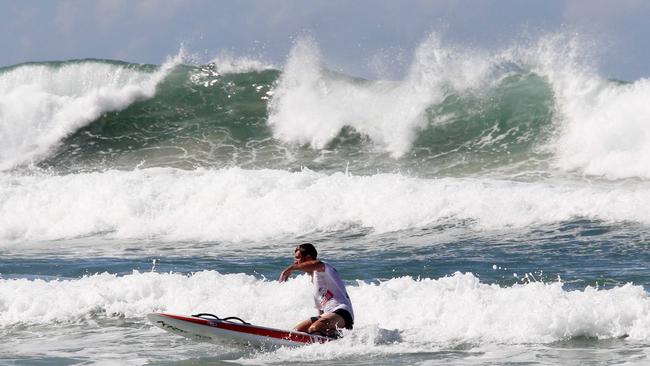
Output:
(307, 312), (345, 337)
(293, 317), (318, 332)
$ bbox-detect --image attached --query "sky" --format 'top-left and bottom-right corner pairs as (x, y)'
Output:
(1, 0), (650, 81)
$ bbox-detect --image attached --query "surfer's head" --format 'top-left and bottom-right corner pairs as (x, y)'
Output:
(295, 243), (318, 261)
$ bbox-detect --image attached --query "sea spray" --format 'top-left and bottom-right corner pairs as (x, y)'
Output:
(512, 33), (650, 179)
(267, 35), (495, 157)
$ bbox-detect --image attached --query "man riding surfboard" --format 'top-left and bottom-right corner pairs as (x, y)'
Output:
(279, 243), (354, 337)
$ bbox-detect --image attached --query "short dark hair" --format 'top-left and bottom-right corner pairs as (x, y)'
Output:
(295, 243), (318, 259)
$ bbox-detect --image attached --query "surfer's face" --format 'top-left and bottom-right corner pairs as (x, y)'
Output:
(294, 250), (311, 264)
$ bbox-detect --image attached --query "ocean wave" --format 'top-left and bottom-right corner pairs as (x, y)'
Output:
(3, 168), (650, 244)
(0, 57), (181, 170)
(3, 33), (650, 180)
(1, 271), (648, 344)
(267, 35), (500, 157)
(35, 51), (553, 176)
(267, 33), (650, 180)
(40, 63), (281, 172)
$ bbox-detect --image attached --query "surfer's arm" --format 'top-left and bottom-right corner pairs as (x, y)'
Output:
(279, 260), (325, 282)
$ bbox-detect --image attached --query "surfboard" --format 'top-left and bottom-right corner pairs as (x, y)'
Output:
(147, 313), (335, 348)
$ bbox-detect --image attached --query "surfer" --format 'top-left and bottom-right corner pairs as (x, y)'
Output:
(279, 243), (354, 337)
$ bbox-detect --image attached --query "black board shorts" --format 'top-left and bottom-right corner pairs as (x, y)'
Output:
(311, 308), (354, 330)
(334, 308), (354, 330)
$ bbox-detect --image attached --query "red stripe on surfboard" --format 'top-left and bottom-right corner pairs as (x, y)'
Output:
(157, 313), (329, 344)
(215, 321), (321, 343)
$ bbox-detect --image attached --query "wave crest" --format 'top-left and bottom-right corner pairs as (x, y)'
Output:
(0, 57), (180, 170)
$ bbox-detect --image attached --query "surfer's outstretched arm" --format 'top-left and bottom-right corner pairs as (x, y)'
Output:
(279, 260), (324, 281)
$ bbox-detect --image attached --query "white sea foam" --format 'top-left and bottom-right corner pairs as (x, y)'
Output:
(2, 167), (650, 244)
(268, 35), (493, 157)
(0, 56), (180, 170)
(1, 271), (648, 345)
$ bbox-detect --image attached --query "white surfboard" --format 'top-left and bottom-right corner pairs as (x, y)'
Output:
(147, 313), (335, 348)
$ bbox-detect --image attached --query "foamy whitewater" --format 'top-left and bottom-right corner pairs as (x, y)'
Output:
(2, 33), (650, 365)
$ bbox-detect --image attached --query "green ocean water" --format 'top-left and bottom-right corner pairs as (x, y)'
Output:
(24, 60), (556, 178)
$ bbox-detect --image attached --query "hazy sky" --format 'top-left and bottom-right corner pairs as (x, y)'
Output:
(2, 0), (649, 80)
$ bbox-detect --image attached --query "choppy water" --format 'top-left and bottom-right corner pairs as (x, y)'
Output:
(2, 33), (650, 365)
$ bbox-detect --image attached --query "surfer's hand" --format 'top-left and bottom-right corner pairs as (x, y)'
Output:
(279, 266), (293, 282)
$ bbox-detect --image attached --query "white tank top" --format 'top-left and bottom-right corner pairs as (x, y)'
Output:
(312, 262), (354, 319)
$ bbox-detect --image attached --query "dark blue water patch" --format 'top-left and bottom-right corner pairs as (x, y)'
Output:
(0, 256), (282, 280)
(322, 220), (650, 290)
(370, 221), (650, 290)
(3, 220), (649, 292)
(0, 257), (149, 279)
